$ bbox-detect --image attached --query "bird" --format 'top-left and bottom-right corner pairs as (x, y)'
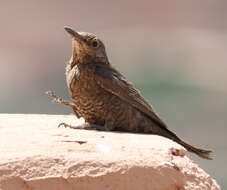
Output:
(46, 26), (212, 160)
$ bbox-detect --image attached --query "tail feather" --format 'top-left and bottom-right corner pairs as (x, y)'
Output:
(157, 127), (213, 160)
(177, 138), (213, 160)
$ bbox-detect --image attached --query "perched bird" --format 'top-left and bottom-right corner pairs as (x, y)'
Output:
(47, 27), (212, 160)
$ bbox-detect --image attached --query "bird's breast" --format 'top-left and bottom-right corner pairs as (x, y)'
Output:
(66, 65), (105, 121)
(66, 64), (145, 130)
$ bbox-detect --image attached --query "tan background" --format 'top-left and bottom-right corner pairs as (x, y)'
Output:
(0, 0), (226, 188)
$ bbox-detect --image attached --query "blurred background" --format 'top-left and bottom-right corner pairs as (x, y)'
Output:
(0, 0), (226, 187)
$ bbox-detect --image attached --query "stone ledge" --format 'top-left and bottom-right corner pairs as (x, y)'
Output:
(0, 114), (220, 190)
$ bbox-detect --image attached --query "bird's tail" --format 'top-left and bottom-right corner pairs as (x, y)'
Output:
(157, 127), (213, 160)
(176, 137), (213, 160)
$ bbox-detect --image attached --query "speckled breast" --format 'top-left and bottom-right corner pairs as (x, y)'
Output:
(66, 64), (133, 128)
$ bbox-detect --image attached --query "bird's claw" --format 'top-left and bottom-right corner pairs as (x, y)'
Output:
(46, 90), (54, 97)
(46, 91), (58, 101)
(58, 122), (70, 128)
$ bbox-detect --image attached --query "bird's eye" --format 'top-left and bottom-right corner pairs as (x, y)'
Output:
(92, 40), (98, 48)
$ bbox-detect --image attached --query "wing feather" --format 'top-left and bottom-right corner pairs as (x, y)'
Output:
(94, 65), (169, 129)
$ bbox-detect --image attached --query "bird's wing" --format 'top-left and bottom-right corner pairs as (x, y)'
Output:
(94, 65), (169, 129)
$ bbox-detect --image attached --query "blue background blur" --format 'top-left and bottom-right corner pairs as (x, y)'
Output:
(0, 0), (226, 188)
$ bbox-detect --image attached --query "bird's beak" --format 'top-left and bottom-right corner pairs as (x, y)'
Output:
(64, 26), (82, 42)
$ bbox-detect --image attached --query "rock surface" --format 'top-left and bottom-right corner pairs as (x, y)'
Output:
(0, 114), (220, 190)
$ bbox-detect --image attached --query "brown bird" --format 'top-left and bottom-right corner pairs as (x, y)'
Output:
(47, 27), (212, 160)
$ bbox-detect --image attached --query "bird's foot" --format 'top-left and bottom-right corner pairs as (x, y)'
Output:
(46, 90), (81, 118)
(58, 122), (107, 131)
(46, 91), (70, 106)
(58, 122), (94, 130)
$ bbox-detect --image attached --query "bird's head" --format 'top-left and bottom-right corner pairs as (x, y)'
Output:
(64, 27), (109, 66)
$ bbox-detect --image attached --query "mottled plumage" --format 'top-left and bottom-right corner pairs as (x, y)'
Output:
(47, 27), (212, 160)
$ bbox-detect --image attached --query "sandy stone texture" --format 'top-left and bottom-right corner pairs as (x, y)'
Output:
(0, 114), (220, 190)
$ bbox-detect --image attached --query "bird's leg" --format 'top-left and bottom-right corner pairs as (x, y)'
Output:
(58, 122), (106, 130)
(71, 107), (81, 118)
(46, 90), (74, 108)
(46, 90), (81, 118)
